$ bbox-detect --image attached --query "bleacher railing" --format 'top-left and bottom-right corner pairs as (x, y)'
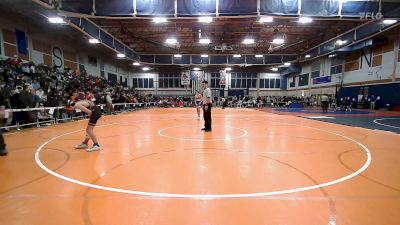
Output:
(1, 102), (157, 131)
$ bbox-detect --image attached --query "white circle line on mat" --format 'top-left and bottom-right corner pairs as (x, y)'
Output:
(373, 118), (400, 129)
(35, 121), (372, 199)
(158, 125), (248, 141)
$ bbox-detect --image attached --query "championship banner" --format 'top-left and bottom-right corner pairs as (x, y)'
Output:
(219, 70), (227, 85)
(181, 71), (190, 85)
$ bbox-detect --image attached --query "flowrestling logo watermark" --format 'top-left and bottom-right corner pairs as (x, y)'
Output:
(359, 12), (383, 20)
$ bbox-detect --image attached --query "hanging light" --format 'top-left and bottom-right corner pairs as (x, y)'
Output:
(48, 17), (65, 24)
(198, 17), (213, 23)
(259, 17), (274, 23)
(199, 38), (211, 44)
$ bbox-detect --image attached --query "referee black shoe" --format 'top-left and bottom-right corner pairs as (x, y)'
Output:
(0, 149), (8, 156)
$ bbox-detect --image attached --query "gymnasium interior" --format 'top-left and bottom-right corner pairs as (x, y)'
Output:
(0, 0), (399, 225)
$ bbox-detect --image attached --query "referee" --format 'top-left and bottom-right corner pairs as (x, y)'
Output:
(201, 81), (212, 132)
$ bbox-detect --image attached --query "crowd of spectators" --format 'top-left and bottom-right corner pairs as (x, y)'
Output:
(0, 56), (386, 129)
(0, 56), (153, 127)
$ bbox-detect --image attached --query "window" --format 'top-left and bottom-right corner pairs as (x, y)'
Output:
(311, 62), (320, 78)
(211, 72), (223, 89)
(344, 51), (360, 72)
(138, 78), (143, 88)
(298, 73), (309, 86)
(269, 79), (275, 88)
(259, 78), (280, 89)
(289, 76), (296, 88)
(132, 78), (154, 89)
(231, 79), (237, 88)
(330, 58), (343, 75)
(230, 72), (257, 89)
(261, 79), (269, 88)
(88, 56), (97, 66)
(251, 79), (256, 88)
(158, 72), (184, 88)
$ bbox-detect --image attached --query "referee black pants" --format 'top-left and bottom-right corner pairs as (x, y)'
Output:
(322, 101), (329, 112)
(203, 103), (212, 130)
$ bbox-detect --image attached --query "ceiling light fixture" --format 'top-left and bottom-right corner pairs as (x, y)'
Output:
(243, 39), (255, 44)
(305, 54), (311, 58)
(198, 17), (213, 23)
(255, 55), (263, 58)
(117, 53), (125, 58)
(165, 38), (178, 45)
(383, 19), (397, 25)
(336, 39), (348, 45)
(199, 38), (211, 44)
(225, 67), (232, 71)
(132, 62), (140, 66)
(271, 67), (279, 71)
(174, 54), (182, 58)
(142, 67), (150, 71)
(233, 54), (242, 58)
(298, 17), (313, 24)
(48, 17), (65, 24)
(152, 17), (167, 23)
(89, 38), (100, 44)
(201, 54), (209, 58)
(259, 17), (274, 23)
(193, 67), (200, 71)
(272, 38), (285, 44)
(284, 62), (291, 66)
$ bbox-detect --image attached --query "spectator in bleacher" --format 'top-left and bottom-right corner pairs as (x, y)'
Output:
(31, 88), (41, 108)
(19, 85), (33, 108)
(35, 88), (44, 102)
(178, 99), (184, 108)
(105, 92), (115, 115)
(0, 90), (7, 156)
(32, 79), (41, 90)
(47, 88), (62, 107)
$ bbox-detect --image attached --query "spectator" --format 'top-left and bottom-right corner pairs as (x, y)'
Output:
(19, 84), (33, 108)
(106, 92), (115, 115)
(32, 79), (41, 90)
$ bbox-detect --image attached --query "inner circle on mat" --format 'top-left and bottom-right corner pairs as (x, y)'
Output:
(158, 125), (248, 141)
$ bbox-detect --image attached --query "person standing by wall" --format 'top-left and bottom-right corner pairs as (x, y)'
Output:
(0, 90), (8, 156)
(106, 92), (115, 115)
(201, 81), (212, 132)
(370, 95), (376, 110)
(321, 94), (329, 112)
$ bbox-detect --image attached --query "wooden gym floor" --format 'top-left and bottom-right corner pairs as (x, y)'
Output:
(0, 108), (399, 225)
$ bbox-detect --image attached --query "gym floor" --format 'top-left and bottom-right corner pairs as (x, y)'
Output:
(1, 108), (399, 225)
